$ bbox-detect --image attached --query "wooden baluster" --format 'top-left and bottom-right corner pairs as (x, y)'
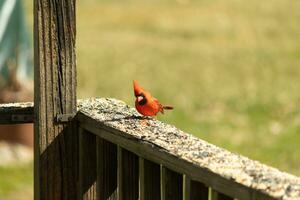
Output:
(118, 147), (139, 200)
(139, 158), (161, 200)
(79, 128), (97, 199)
(97, 137), (117, 200)
(211, 189), (234, 200)
(161, 166), (183, 200)
(185, 176), (209, 200)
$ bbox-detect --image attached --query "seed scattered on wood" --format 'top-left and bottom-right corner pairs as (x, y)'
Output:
(78, 98), (300, 200)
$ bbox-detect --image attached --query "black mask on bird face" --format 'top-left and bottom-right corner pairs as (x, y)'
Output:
(136, 93), (147, 105)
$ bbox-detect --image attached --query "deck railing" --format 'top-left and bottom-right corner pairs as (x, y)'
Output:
(0, 0), (297, 199)
(1, 99), (300, 200)
(77, 98), (300, 200)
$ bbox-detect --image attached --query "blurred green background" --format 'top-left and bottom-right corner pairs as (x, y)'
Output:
(2, 0), (300, 198)
(77, 0), (300, 175)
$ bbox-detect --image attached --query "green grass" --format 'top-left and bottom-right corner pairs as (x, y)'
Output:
(0, 163), (33, 199)
(4, 0), (299, 198)
(76, 0), (300, 176)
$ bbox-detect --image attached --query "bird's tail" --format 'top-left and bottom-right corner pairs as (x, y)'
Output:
(160, 105), (174, 114)
(163, 105), (174, 110)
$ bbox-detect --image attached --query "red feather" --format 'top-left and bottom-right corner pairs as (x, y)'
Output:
(133, 80), (173, 116)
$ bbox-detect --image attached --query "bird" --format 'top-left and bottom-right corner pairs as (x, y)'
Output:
(133, 80), (173, 117)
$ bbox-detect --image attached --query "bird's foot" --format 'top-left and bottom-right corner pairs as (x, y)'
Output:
(140, 118), (150, 126)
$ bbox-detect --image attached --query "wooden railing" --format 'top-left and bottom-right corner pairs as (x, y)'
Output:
(2, 99), (299, 200)
(77, 98), (300, 200)
(4, 0), (295, 199)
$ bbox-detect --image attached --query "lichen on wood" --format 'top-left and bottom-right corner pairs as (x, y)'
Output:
(78, 97), (300, 200)
(0, 98), (299, 199)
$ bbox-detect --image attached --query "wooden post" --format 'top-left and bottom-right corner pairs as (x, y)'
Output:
(97, 136), (118, 200)
(79, 128), (97, 199)
(34, 0), (77, 199)
(139, 158), (161, 200)
(118, 147), (139, 200)
(211, 189), (234, 200)
(161, 166), (183, 200)
(184, 176), (209, 200)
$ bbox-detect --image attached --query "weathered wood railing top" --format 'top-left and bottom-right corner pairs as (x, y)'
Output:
(1, 98), (300, 199)
(77, 98), (300, 200)
(29, 0), (300, 199)
(0, 102), (34, 124)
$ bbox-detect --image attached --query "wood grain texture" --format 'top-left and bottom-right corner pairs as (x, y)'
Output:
(118, 147), (139, 200)
(139, 158), (161, 200)
(161, 166), (183, 200)
(97, 136), (118, 200)
(79, 117), (276, 200)
(185, 176), (209, 200)
(75, 98), (297, 200)
(79, 119), (276, 200)
(79, 128), (97, 200)
(34, 0), (77, 199)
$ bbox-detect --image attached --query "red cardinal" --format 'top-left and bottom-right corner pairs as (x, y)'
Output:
(133, 80), (173, 116)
